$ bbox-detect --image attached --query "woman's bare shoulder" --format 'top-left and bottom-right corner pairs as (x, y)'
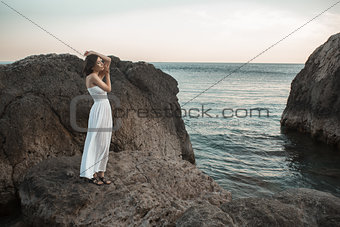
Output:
(86, 73), (99, 83)
(86, 73), (96, 87)
(86, 73), (96, 78)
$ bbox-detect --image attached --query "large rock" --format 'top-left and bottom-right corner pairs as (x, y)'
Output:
(177, 188), (340, 226)
(0, 54), (194, 216)
(18, 150), (231, 226)
(280, 33), (340, 150)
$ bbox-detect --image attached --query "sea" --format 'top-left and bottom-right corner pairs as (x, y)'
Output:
(2, 61), (340, 199)
(151, 62), (340, 199)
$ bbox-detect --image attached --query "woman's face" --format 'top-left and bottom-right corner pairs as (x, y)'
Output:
(92, 57), (104, 72)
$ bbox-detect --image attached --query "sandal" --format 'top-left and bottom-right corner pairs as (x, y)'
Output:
(99, 176), (112, 185)
(89, 176), (104, 186)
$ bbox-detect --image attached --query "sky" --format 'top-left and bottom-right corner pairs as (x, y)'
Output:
(0, 0), (339, 63)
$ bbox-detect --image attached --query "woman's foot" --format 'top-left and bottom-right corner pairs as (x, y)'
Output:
(89, 173), (104, 186)
(98, 171), (112, 185)
(99, 176), (112, 184)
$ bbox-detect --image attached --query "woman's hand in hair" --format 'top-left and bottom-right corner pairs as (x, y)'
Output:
(84, 50), (94, 56)
(103, 60), (110, 73)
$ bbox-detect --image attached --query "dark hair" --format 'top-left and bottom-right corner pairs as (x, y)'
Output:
(82, 54), (98, 77)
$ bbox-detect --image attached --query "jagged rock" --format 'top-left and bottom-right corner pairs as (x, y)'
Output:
(280, 33), (340, 150)
(0, 53), (194, 216)
(175, 201), (234, 226)
(18, 150), (231, 226)
(177, 188), (340, 227)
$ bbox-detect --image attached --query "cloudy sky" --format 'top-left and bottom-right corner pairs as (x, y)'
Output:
(1, 0), (339, 63)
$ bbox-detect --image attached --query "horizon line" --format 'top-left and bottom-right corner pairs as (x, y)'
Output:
(149, 61), (305, 64)
(0, 60), (305, 65)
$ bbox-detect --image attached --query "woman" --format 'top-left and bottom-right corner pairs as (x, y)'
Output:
(79, 50), (113, 186)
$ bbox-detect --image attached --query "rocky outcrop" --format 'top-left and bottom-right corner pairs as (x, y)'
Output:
(2, 51), (340, 226)
(280, 33), (340, 150)
(0, 53), (194, 216)
(17, 150), (231, 226)
(177, 188), (340, 226)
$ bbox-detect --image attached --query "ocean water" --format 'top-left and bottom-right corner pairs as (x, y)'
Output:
(2, 61), (340, 199)
(151, 62), (340, 199)
(0, 61), (13, 64)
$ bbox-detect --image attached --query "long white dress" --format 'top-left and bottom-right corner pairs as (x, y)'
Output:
(80, 85), (113, 179)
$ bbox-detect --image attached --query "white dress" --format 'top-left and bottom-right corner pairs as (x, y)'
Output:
(80, 85), (113, 179)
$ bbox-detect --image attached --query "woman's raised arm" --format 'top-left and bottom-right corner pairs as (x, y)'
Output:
(84, 50), (111, 63)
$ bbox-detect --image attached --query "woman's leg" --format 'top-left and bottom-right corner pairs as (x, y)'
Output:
(98, 171), (104, 177)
